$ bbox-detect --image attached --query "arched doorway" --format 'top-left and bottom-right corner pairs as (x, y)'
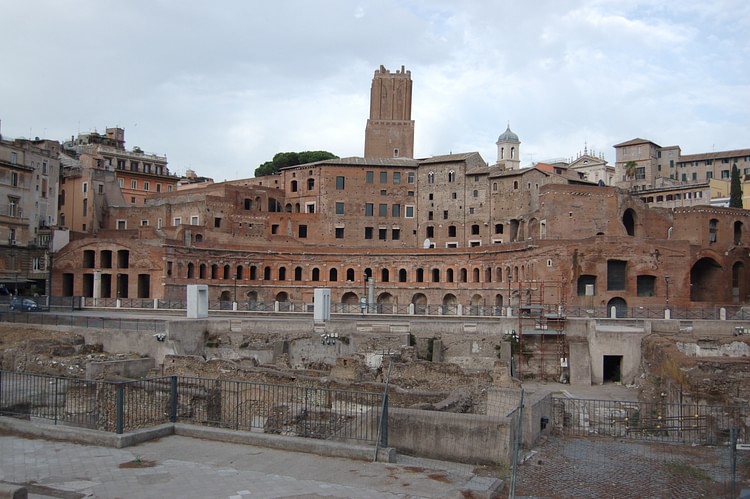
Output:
(412, 293), (427, 315)
(622, 208), (636, 236)
(690, 257), (723, 302)
(442, 293), (458, 315)
(275, 291), (289, 302)
(341, 292), (359, 313)
(607, 297), (627, 318)
(377, 292), (394, 313)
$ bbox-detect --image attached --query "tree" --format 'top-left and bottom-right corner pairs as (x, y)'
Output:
(624, 161), (638, 180)
(254, 150), (338, 177)
(730, 162), (743, 208)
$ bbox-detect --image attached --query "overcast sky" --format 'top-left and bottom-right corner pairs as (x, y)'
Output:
(2, 0), (749, 180)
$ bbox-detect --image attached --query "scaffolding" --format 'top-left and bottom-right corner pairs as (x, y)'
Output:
(516, 280), (568, 381)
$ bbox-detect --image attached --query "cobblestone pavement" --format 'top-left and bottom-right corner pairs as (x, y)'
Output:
(0, 434), (489, 499)
(515, 436), (750, 499)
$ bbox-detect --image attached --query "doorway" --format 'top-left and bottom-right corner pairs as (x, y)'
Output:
(603, 355), (622, 383)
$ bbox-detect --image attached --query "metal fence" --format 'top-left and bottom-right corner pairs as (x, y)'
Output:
(551, 397), (747, 445)
(0, 370), (383, 443)
(513, 396), (749, 498)
(0, 312), (167, 333)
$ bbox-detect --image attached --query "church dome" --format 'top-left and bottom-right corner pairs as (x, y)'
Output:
(497, 125), (519, 143)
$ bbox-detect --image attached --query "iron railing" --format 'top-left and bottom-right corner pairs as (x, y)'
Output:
(0, 371), (383, 443)
(552, 397), (748, 445)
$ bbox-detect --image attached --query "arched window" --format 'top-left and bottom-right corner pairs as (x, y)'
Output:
(399, 268), (408, 282)
(346, 268), (355, 281)
(432, 269), (440, 282)
(307, 178), (315, 190)
(236, 265), (243, 280)
(278, 267), (286, 281)
(187, 263), (195, 278)
(446, 268), (454, 282)
(290, 180), (298, 192)
(294, 266), (303, 281)
(473, 268), (480, 282)
(448, 170), (455, 182)
(427, 172), (435, 184)
(199, 263), (207, 279)
(223, 265), (231, 279)
(381, 268), (390, 282)
(211, 264), (219, 279)
(249, 265), (257, 280)
(263, 266), (271, 280)
(416, 268), (424, 282)
(329, 268), (338, 281)
(311, 268), (320, 281)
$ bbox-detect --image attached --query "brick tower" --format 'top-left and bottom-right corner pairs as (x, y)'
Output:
(364, 65), (414, 159)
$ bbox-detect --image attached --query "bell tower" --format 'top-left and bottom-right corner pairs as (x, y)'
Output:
(496, 124), (521, 170)
(364, 65), (414, 159)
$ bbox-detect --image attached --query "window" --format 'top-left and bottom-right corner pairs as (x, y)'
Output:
(11, 172), (18, 187)
(156, 184), (161, 193)
(393, 172), (401, 184)
(495, 223), (503, 234)
(366, 171), (374, 183)
(335, 227), (344, 238)
(393, 148), (399, 157)
(298, 225), (308, 238)
(380, 171), (387, 183)
(607, 260), (627, 291)
(426, 226), (434, 238)
(365, 203), (374, 216)
(407, 172), (415, 184)
(471, 224), (480, 235)
(428, 211), (433, 220)
(336, 176), (345, 190)
(448, 226), (457, 237)
(405, 205), (414, 218)
(364, 227), (373, 239)
(42, 161), (48, 175)
(721, 170), (730, 179)
(118, 178), (124, 188)
(167, 185), (173, 192)
(392, 228), (400, 240)
(577, 275), (596, 296)
(473, 190), (478, 198)
(214, 217), (221, 228)
(637, 275), (656, 297)
(469, 207), (475, 214)
(143, 181), (150, 191)
(378, 228), (387, 240)
(82, 198), (88, 216)
(709, 219), (718, 243)
(305, 202), (315, 213)
(191, 216), (199, 225)
(83, 182), (88, 193)
(448, 170), (455, 182)
(173, 217), (181, 225)
(130, 180), (137, 189)
(392, 204), (400, 217)
(8, 197), (18, 217)
(271, 224), (279, 234)
(443, 210), (448, 220)
(141, 220), (149, 226)
(117, 220), (126, 230)
(335, 202), (345, 215)
(379, 204), (387, 216)
(307, 178), (315, 190)
(10, 152), (17, 164)
(427, 172), (435, 184)
(291, 180), (298, 192)
(451, 192), (457, 199)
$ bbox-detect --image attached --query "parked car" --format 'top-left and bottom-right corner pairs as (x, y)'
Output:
(10, 298), (39, 311)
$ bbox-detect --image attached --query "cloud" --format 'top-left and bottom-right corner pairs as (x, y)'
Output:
(1, 0), (749, 178)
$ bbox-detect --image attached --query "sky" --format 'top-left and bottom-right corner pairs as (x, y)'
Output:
(2, 0), (749, 181)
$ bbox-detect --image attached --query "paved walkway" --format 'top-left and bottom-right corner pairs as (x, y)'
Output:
(0, 433), (493, 498)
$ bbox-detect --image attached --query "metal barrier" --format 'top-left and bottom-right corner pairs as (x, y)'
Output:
(552, 397), (747, 444)
(0, 371), (383, 443)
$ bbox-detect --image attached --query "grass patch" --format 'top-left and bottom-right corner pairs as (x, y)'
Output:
(663, 460), (712, 481)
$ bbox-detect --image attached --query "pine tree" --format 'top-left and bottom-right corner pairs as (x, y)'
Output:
(730, 162), (743, 208)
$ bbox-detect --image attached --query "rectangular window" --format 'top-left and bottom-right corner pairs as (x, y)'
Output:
(392, 228), (400, 240)
(10, 152), (17, 165)
(637, 275), (656, 296)
(721, 170), (730, 179)
(143, 181), (150, 191)
(173, 217), (181, 225)
(83, 182), (88, 193)
(443, 210), (448, 220)
(635, 167), (645, 180)
(11, 172), (18, 187)
(130, 180), (137, 189)
(407, 172), (415, 184)
(364, 227), (373, 239)
(42, 161), (48, 175)
(380, 171), (387, 183)
(167, 185), (173, 192)
(607, 260), (627, 291)
(706, 171), (713, 180)
(336, 176), (345, 190)
(379, 203), (387, 216)
(118, 178), (124, 188)
(156, 184), (161, 192)
(298, 224), (308, 238)
(335, 227), (344, 239)
(366, 171), (374, 184)
(305, 202), (315, 213)
(393, 172), (401, 184)
(405, 205), (414, 218)
(214, 217), (221, 228)
(335, 202), (345, 215)
(365, 203), (374, 216)
(191, 216), (199, 225)
(271, 224), (279, 234)
(378, 228), (387, 240)
(392, 204), (401, 217)
(117, 220), (126, 230)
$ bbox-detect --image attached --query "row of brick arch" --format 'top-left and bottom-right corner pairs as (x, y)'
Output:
(181, 261), (532, 284)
